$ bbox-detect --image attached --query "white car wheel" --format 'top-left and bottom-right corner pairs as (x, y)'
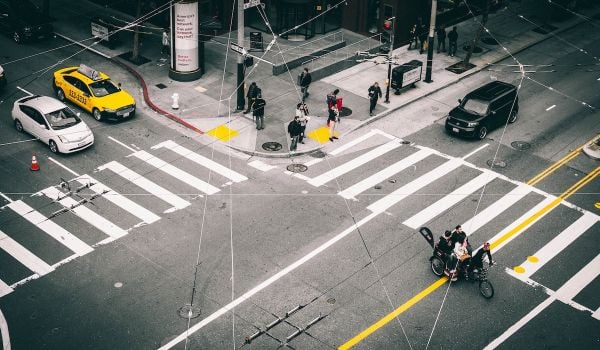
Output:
(49, 140), (59, 154)
(15, 119), (24, 132)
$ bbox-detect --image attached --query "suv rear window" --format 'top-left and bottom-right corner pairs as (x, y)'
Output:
(462, 99), (489, 115)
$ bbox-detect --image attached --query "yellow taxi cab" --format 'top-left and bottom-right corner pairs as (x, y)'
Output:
(52, 64), (135, 121)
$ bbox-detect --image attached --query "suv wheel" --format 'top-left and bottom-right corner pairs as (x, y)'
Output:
(92, 108), (102, 121)
(477, 126), (488, 140)
(15, 119), (23, 132)
(508, 110), (518, 124)
(56, 88), (66, 101)
(13, 31), (21, 43)
(49, 140), (59, 154)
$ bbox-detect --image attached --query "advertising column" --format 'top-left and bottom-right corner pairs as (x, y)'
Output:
(169, 0), (202, 81)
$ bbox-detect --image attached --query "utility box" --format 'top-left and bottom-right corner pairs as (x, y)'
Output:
(391, 60), (422, 92)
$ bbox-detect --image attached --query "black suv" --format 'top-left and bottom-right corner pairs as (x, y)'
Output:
(445, 81), (519, 140)
(0, 0), (53, 43)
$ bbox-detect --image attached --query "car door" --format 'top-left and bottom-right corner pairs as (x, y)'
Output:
(20, 105), (49, 141)
(77, 81), (95, 112)
(64, 76), (91, 111)
(489, 99), (506, 129)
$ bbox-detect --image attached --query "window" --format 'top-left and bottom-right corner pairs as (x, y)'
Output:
(462, 99), (489, 115)
(89, 79), (120, 97)
(45, 107), (81, 130)
(20, 105), (46, 125)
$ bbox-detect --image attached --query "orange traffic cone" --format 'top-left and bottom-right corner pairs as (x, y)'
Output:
(30, 153), (40, 171)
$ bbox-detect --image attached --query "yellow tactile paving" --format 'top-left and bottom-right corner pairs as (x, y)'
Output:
(514, 266), (526, 274)
(207, 125), (239, 141)
(527, 256), (539, 263)
(307, 126), (340, 144)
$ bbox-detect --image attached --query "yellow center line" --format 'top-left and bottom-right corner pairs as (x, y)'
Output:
(338, 166), (600, 350)
(527, 146), (582, 186)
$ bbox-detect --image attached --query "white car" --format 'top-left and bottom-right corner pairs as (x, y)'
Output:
(12, 95), (94, 154)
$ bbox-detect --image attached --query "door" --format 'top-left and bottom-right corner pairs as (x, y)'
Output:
(490, 96), (511, 128)
(20, 105), (48, 142)
(64, 76), (91, 111)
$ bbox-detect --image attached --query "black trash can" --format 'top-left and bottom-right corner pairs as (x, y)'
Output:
(391, 60), (423, 93)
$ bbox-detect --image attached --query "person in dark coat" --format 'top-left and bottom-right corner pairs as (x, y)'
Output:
(436, 26), (446, 53)
(417, 18), (427, 54)
(252, 97), (266, 130)
(244, 82), (261, 113)
(448, 26), (458, 57)
(288, 115), (303, 151)
(408, 24), (418, 50)
(299, 67), (312, 102)
(368, 82), (382, 116)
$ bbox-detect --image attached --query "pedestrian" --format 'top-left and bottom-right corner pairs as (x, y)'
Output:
(408, 24), (417, 50)
(448, 26), (458, 57)
(295, 103), (310, 143)
(417, 18), (427, 54)
(328, 105), (340, 142)
(436, 26), (446, 53)
(299, 67), (312, 102)
(288, 115), (302, 151)
(368, 82), (382, 116)
(161, 28), (170, 55)
(326, 89), (339, 118)
(253, 96), (266, 130)
(244, 82), (261, 113)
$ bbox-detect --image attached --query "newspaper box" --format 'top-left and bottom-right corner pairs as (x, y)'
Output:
(391, 60), (422, 92)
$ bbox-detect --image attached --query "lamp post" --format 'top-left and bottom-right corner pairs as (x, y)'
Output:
(383, 17), (395, 103)
(424, 0), (437, 83)
(236, 0), (245, 111)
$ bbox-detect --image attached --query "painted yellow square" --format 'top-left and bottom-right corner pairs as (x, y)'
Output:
(307, 126), (340, 144)
(207, 125), (239, 141)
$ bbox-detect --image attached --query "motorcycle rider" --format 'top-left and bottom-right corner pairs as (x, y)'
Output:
(468, 242), (494, 275)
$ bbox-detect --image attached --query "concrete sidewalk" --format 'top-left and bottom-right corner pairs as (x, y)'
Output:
(49, 0), (599, 157)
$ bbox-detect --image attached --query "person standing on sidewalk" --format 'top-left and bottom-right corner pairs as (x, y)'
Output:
(436, 26), (446, 53)
(328, 105), (340, 142)
(245, 82), (261, 113)
(161, 28), (170, 55)
(417, 18), (427, 54)
(448, 26), (458, 57)
(253, 97), (266, 130)
(408, 24), (418, 50)
(299, 68), (312, 102)
(288, 116), (302, 151)
(296, 103), (310, 144)
(368, 82), (382, 116)
(326, 89), (339, 118)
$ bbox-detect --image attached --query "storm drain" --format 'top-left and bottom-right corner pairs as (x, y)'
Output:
(340, 107), (353, 117)
(511, 141), (531, 151)
(487, 159), (507, 168)
(155, 83), (167, 89)
(287, 164), (308, 173)
(262, 142), (282, 151)
(310, 150), (327, 158)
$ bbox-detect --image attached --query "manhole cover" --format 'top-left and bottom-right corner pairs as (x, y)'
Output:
(178, 304), (201, 319)
(287, 164), (308, 173)
(481, 37), (498, 45)
(486, 159), (507, 168)
(156, 83), (167, 89)
(340, 107), (352, 117)
(327, 298), (336, 304)
(511, 141), (531, 151)
(463, 45), (483, 53)
(262, 142), (282, 151)
(310, 150), (327, 158)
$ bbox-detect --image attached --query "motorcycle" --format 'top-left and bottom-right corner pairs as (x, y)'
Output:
(419, 227), (495, 299)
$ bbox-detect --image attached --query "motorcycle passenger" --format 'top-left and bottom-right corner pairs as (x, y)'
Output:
(438, 230), (453, 255)
(452, 225), (472, 255)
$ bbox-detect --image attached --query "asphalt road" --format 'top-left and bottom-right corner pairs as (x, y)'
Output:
(0, 17), (598, 350)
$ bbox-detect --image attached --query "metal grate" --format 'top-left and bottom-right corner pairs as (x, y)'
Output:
(262, 142), (282, 151)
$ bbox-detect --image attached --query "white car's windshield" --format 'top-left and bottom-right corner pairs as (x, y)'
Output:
(462, 99), (489, 115)
(89, 79), (120, 97)
(45, 107), (81, 130)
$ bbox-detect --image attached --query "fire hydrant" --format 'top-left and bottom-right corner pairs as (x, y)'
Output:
(171, 93), (179, 110)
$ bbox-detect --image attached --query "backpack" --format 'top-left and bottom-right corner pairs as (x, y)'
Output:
(326, 94), (336, 108)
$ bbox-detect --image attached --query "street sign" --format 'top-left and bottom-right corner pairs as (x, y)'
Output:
(230, 43), (247, 55)
(243, 0), (262, 9)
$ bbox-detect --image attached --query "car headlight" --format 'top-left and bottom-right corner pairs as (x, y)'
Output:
(104, 108), (116, 113)
(58, 135), (68, 143)
(467, 122), (479, 127)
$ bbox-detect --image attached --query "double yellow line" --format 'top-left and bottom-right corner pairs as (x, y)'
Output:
(339, 141), (598, 350)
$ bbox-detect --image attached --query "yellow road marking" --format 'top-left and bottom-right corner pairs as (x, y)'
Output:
(307, 126), (340, 144)
(595, 202), (600, 210)
(338, 166), (600, 349)
(527, 147), (582, 186)
(207, 124), (239, 141)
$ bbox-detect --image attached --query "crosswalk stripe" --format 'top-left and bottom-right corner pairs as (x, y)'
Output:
(7, 200), (94, 256)
(152, 141), (248, 183)
(329, 130), (386, 156)
(339, 148), (432, 200)
(513, 212), (597, 279)
(403, 171), (498, 229)
(461, 183), (532, 234)
(98, 161), (190, 213)
(75, 176), (160, 225)
(308, 139), (404, 187)
(0, 279), (12, 297)
(132, 151), (220, 195)
(0, 229), (54, 276)
(367, 159), (462, 214)
(40, 187), (127, 240)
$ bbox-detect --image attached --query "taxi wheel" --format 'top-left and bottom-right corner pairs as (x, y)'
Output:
(13, 32), (21, 43)
(56, 88), (66, 101)
(477, 126), (488, 140)
(49, 140), (59, 154)
(15, 119), (23, 132)
(92, 108), (103, 121)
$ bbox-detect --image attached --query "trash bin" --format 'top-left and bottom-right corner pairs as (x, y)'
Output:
(391, 60), (423, 93)
(336, 97), (343, 111)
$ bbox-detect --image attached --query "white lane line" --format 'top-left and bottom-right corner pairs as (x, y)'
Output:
(461, 183), (532, 234)
(512, 212), (597, 279)
(593, 307), (600, 321)
(16, 86), (34, 96)
(462, 143), (489, 160)
(0, 229), (54, 276)
(75, 176), (160, 225)
(248, 160), (276, 172)
(158, 211), (379, 350)
(7, 200), (94, 256)
(403, 171), (498, 229)
(152, 140), (248, 182)
(545, 104), (556, 111)
(486, 254), (600, 349)
(367, 159), (462, 214)
(0, 280), (13, 298)
(47, 157), (80, 177)
(338, 148), (432, 200)
(308, 139), (403, 187)
(132, 151), (220, 195)
(0, 307), (10, 350)
(0, 192), (13, 203)
(108, 136), (136, 153)
(40, 187), (127, 240)
(329, 129), (385, 156)
(98, 161), (190, 213)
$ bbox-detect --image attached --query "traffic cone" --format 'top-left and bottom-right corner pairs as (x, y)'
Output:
(30, 153), (40, 171)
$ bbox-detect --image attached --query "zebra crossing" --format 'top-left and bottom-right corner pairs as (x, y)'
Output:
(0, 138), (248, 298)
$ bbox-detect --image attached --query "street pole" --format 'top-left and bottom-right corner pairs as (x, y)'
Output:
(236, 0), (245, 110)
(424, 0), (437, 83)
(384, 17), (395, 103)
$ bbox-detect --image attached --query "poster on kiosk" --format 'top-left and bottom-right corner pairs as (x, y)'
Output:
(169, 0), (202, 81)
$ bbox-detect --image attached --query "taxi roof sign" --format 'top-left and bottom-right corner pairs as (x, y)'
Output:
(77, 64), (101, 81)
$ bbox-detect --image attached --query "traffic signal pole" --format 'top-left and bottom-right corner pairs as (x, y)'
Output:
(384, 17), (395, 103)
(236, 0), (245, 110)
(424, 0), (437, 83)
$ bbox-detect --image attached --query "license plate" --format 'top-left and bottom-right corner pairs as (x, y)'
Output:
(78, 141), (87, 147)
(123, 112), (130, 117)
(452, 127), (459, 133)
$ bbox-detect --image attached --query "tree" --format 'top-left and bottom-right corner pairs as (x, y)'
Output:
(462, 0), (491, 67)
(131, 0), (144, 63)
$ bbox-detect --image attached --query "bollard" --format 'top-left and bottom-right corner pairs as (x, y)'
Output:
(171, 93), (179, 110)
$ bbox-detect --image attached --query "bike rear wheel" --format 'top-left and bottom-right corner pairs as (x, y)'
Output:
(431, 257), (445, 277)
(479, 280), (494, 299)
